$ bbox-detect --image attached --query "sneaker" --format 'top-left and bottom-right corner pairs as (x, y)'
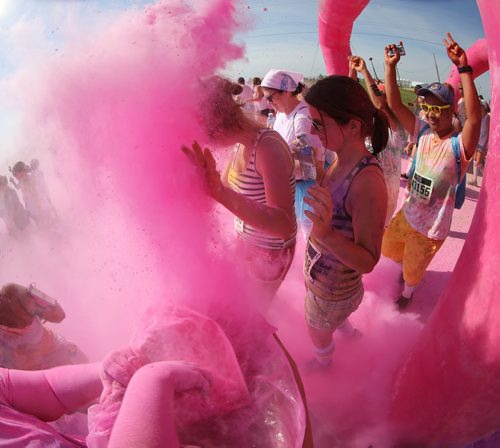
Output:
(396, 295), (412, 310)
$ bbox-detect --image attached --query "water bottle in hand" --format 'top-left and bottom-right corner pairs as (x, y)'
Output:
(266, 112), (275, 129)
(296, 133), (317, 180)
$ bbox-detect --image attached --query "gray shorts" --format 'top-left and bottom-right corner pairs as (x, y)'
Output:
(304, 288), (363, 331)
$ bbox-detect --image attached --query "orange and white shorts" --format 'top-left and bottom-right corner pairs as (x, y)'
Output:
(382, 209), (445, 286)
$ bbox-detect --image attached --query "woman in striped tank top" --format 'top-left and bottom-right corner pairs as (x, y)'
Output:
(182, 77), (297, 299)
(301, 76), (389, 367)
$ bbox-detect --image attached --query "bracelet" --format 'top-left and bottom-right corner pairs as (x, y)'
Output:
(457, 65), (473, 74)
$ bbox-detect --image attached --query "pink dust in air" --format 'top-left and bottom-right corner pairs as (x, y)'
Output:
(0, 0), (250, 358)
(0, 0), (488, 446)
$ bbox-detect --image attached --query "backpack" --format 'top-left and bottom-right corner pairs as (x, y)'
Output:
(408, 124), (466, 209)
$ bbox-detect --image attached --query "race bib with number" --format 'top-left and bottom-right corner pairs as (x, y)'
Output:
(235, 217), (244, 233)
(304, 239), (322, 280)
(411, 170), (433, 201)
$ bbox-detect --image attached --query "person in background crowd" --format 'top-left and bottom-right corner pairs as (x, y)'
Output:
(349, 55), (407, 226)
(0, 176), (30, 237)
(234, 77), (255, 114)
(10, 161), (57, 229)
(244, 76), (273, 126)
(468, 98), (490, 187)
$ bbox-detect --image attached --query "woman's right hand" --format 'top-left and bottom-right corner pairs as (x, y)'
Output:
(181, 141), (224, 200)
(384, 44), (401, 66)
(304, 184), (334, 241)
(349, 56), (366, 73)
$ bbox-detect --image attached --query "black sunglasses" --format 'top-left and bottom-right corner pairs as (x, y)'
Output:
(311, 119), (325, 133)
(265, 91), (280, 103)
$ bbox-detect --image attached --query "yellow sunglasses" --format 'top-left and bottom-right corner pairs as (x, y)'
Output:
(420, 103), (450, 115)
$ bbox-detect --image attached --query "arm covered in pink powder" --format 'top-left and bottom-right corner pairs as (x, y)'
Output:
(5, 363), (102, 422)
(108, 361), (211, 448)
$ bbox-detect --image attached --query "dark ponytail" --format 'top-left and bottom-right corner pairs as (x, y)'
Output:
(305, 75), (389, 154)
(371, 109), (389, 155)
(291, 82), (305, 96)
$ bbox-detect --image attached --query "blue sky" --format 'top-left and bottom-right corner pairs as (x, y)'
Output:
(227, 0), (489, 98)
(0, 0), (490, 97)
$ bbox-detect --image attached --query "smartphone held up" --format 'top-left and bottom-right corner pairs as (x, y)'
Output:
(388, 42), (406, 57)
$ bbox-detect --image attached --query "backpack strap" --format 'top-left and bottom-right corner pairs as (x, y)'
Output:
(451, 133), (461, 184)
(408, 123), (430, 179)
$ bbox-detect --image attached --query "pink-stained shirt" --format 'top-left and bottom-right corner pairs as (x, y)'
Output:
(0, 368), (85, 447)
(403, 119), (471, 240)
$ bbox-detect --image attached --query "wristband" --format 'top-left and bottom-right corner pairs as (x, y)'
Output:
(370, 83), (383, 97)
(457, 65), (473, 74)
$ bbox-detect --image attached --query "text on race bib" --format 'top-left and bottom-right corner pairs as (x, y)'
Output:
(411, 171), (433, 201)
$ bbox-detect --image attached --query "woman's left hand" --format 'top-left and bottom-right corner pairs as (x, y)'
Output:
(304, 184), (333, 240)
(443, 32), (468, 67)
(181, 141), (224, 200)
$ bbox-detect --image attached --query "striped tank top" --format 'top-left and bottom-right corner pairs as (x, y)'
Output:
(227, 129), (297, 249)
(304, 156), (382, 301)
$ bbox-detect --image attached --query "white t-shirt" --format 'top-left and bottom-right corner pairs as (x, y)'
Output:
(403, 119), (471, 240)
(273, 102), (325, 179)
(457, 98), (467, 128)
(253, 86), (268, 112)
(235, 84), (254, 113)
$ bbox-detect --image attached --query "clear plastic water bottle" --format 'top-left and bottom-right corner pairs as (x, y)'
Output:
(296, 132), (317, 180)
(266, 112), (275, 129)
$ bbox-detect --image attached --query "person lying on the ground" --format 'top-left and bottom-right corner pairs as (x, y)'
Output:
(0, 283), (88, 370)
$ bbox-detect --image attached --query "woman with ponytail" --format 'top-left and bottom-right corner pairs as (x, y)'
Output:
(301, 75), (388, 368)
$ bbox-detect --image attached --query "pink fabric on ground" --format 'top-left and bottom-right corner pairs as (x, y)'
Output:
(87, 307), (249, 448)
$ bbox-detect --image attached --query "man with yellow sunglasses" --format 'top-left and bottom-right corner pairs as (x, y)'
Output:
(381, 33), (481, 310)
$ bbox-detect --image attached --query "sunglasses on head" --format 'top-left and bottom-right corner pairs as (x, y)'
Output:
(420, 103), (450, 115)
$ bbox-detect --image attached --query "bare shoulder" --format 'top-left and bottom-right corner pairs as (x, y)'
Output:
(348, 164), (387, 205)
(255, 130), (293, 173)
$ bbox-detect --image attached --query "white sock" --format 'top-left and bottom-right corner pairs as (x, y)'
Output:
(315, 340), (335, 366)
(402, 283), (418, 299)
(472, 161), (478, 182)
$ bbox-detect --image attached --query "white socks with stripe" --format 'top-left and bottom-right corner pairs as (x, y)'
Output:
(402, 283), (418, 299)
(315, 340), (335, 366)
